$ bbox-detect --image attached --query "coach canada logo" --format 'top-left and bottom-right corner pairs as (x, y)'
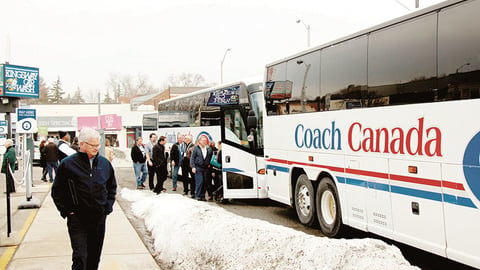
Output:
(463, 132), (480, 202)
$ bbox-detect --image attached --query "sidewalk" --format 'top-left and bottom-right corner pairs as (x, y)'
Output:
(2, 165), (159, 270)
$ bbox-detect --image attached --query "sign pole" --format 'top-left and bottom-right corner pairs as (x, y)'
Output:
(16, 109), (40, 209)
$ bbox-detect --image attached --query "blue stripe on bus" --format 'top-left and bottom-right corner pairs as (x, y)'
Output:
(336, 177), (346, 184)
(391, 185), (443, 202)
(223, 168), (244, 173)
(443, 194), (477, 208)
(346, 178), (367, 187)
(339, 177), (477, 209)
(266, 164), (290, 173)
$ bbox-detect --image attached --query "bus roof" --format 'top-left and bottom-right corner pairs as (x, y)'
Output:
(266, 0), (466, 67)
(158, 76), (262, 106)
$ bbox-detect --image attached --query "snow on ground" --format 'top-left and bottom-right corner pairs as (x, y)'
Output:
(121, 188), (418, 270)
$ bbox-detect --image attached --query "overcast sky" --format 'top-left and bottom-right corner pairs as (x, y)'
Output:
(1, 0), (445, 97)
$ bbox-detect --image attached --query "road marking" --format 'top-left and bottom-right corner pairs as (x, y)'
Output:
(0, 210), (39, 270)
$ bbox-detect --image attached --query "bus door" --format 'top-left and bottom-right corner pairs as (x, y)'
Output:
(221, 106), (261, 199)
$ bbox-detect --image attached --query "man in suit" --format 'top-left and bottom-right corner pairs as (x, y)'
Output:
(190, 135), (213, 201)
(169, 135), (185, 192)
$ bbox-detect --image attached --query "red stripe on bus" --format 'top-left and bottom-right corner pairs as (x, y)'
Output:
(266, 158), (465, 191)
(390, 174), (442, 187)
(442, 180), (466, 191)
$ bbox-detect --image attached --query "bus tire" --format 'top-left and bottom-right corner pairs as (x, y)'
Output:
(294, 174), (316, 227)
(316, 177), (342, 237)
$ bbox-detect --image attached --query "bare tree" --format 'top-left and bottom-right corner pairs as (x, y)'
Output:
(106, 72), (159, 98)
(164, 72), (209, 87)
(106, 73), (122, 103)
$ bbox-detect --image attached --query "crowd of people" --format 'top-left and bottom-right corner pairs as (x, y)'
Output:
(131, 133), (223, 201)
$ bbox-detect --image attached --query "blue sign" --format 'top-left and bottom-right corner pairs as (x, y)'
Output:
(0, 120), (7, 134)
(17, 108), (37, 133)
(3, 64), (39, 98)
(207, 85), (239, 106)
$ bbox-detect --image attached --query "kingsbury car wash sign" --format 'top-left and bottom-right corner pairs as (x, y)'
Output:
(2, 64), (39, 98)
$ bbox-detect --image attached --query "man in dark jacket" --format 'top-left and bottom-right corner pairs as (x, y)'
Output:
(182, 135), (195, 196)
(190, 135), (213, 200)
(45, 138), (59, 182)
(130, 137), (147, 189)
(152, 136), (168, 194)
(58, 131), (77, 162)
(169, 135), (185, 192)
(52, 127), (117, 270)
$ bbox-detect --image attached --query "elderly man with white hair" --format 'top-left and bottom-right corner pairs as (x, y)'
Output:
(1, 139), (16, 193)
(52, 127), (117, 270)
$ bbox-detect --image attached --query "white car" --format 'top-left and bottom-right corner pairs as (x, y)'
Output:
(33, 141), (41, 166)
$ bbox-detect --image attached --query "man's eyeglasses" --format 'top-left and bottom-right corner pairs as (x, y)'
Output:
(85, 142), (100, 148)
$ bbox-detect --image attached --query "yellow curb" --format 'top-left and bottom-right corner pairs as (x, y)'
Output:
(0, 209), (39, 270)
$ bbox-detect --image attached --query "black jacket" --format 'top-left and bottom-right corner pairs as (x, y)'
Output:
(51, 152), (117, 219)
(131, 144), (146, 163)
(152, 143), (167, 168)
(170, 142), (186, 165)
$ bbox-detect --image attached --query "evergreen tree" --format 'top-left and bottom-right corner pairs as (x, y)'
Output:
(38, 77), (49, 104)
(70, 87), (85, 103)
(48, 77), (65, 104)
(103, 90), (115, 104)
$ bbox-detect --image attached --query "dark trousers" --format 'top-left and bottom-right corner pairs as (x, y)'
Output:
(194, 167), (208, 199)
(67, 214), (106, 270)
(181, 163), (193, 195)
(147, 164), (156, 190)
(212, 168), (223, 198)
(204, 169), (215, 198)
(41, 166), (47, 180)
(153, 166), (167, 193)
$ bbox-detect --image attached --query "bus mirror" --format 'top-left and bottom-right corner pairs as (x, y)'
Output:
(247, 110), (257, 130)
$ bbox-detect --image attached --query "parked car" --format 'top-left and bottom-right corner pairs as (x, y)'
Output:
(33, 141), (41, 166)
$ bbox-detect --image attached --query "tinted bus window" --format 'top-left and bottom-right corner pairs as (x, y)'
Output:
(321, 36), (367, 111)
(438, 0), (480, 100)
(286, 51), (321, 114)
(265, 62), (287, 115)
(368, 14), (437, 106)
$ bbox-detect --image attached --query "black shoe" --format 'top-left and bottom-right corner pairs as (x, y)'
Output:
(41, 178), (47, 182)
(199, 197), (207, 201)
(183, 192), (188, 195)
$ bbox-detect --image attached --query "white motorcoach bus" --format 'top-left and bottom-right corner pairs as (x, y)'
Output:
(156, 81), (265, 198)
(222, 0), (480, 268)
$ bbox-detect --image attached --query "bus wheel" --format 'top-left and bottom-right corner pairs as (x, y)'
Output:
(294, 174), (316, 227)
(316, 177), (342, 237)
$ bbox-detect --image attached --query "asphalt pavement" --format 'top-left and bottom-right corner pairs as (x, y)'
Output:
(0, 161), (160, 270)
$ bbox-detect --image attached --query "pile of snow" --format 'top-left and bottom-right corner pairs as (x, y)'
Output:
(121, 188), (418, 270)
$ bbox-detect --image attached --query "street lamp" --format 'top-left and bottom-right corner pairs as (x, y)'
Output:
(456, 62), (471, 73)
(296, 19), (310, 48)
(220, 48), (231, 84)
